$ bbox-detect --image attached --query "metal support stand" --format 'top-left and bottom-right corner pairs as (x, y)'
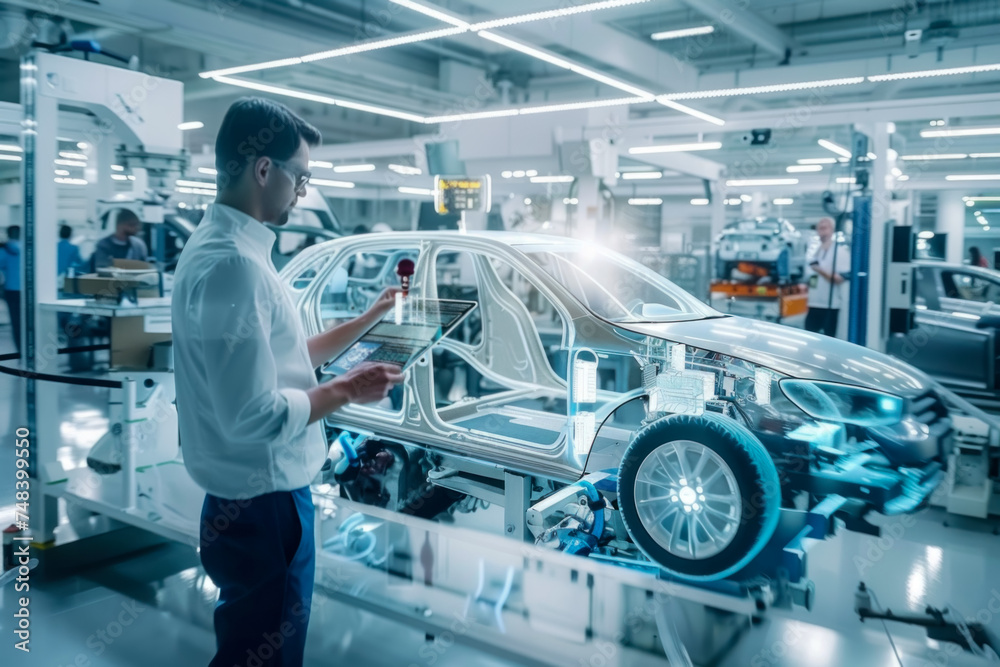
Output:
(504, 471), (530, 541)
(654, 597), (695, 667)
(848, 195), (872, 346)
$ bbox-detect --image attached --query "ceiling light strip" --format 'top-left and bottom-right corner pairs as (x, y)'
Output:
(656, 97), (725, 126)
(651, 26), (714, 41)
(661, 77), (866, 100)
(470, 0), (652, 31)
(867, 62), (1000, 82)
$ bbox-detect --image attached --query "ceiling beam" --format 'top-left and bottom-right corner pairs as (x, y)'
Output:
(675, 0), (793, 58)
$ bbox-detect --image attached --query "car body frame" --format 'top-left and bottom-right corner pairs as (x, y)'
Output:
(283, 232), (954, 582)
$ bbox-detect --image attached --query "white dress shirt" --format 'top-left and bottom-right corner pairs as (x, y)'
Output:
(806, 240), (851, 309)
(172, 203), (326, 499)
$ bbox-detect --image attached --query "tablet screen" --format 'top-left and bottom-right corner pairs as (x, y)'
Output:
(324, 298), (477, 375)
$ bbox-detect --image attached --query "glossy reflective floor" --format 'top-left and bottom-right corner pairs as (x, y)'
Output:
(1, 324), (999, 666)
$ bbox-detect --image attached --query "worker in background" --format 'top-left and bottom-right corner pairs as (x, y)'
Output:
(805, 217), (851, 337)
(92, 208), (149, 269)
(969, 246), (990, 268)
(172, 97), (403, 667)
(58, 224), (83, 277)
(0, 226), (21, 353)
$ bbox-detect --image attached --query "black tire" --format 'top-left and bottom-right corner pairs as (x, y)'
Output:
(617, 413), (781, 582)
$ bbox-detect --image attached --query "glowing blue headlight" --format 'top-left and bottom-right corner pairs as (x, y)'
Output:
(779, 379), (905, 427)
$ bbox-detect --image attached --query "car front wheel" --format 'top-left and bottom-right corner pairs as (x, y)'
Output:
(617, 413), (781, 582)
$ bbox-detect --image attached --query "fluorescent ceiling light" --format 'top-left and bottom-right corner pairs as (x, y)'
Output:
(945, 174), (1000, 181)
(629, 141), (722, 154)
(178, 121), (204, 130)
(55, 177), (87, 185)
(867, 62), (1000, 82)
(54, 169), (69, 175)
(836, 177), (857, 184)
(309, 161), (334, 169)
(176, 179), (217, 189)
(209, 76), (426, 123)
(900, 154), (968, 161)
(201, 1), (651, 77)
(917, 231), (936, 239)
(656, 97), (725, 125)
(724, 198), (742, 205)
(77, 142), (88, 149)
(0, 154), (21, 162)
(773, 198), (794, 205)
(787, 165), (822, 173)
(661, 77), (865, 101)
(818, 139), (852, 158)
(200, 57), (304, 79)
(311, 178), (356, 189)
(471, 0), (652, 31)
(651, 25), (714, 41)
(797, 158), (837, 165)
(622, 171), (663, 180)
(54, 159), (86, 167)
(0, 143), (22, 152)
(563, 197), (579, 205)
(175, 186), (217, 196)
(389, 164), (422, 175)
(477, 31), (655, 98)
(398, 186), (434, 196)
(963, 196), (1000, 202)
(198, 167), (218, 175)
(922, 126), (1000, 138)
(389, 0), (470, 28)
(897, 175), (910, 181)
(111, 174), (129, 181)
(111, 164), (124, 171)
(690, 198), (709, 205)
(531, 175), (574, 183)
(328, 98), (428, 123)
(517, 96), (647, 115)
(304, 27), (468, 63)
(740, 194), (752, 202)
(425, 109), (520, 123)
(630, 197), (663, 205)
(333, 163), (376, 173)
(58, 151), (87, 160)
(971, 153), (1000, 158)
(726, 178), (798, 186)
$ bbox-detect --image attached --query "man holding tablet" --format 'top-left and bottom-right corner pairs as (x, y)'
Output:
(172, 97), (403, 667)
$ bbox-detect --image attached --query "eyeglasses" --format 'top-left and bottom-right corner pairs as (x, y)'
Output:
(272, 159), (311, 192)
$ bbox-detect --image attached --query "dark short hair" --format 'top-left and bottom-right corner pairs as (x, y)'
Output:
(214, 97), (322, 189)
(60, 224), (73, 239)
(116, 209), (140, 226)
(7, 225), (19, 240)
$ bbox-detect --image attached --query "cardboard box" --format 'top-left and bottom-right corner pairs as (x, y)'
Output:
(71, 259), (160, 300)
(110, 316), (172, 370)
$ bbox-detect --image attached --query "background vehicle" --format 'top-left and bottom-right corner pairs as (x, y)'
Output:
(714, 217), (807, 283)
(889, 261), (1000, 400)
(284, 232), (952, 583)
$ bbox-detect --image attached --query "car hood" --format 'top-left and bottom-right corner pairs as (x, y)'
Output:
(617, 315), (934, 398)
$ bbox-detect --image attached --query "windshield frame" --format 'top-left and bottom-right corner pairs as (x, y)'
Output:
(514, 242), (720, 324)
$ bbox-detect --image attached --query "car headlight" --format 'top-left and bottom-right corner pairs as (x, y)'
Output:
(779, 379), (904, 427)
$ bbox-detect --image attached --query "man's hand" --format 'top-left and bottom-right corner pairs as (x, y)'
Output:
(336, 362), (404, 404)
(365, 287), (402, 321)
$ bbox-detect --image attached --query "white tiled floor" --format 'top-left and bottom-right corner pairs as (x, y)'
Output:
(1, 327), (999, 666)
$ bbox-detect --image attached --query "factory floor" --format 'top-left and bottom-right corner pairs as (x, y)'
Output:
(0, 328), (999, 666)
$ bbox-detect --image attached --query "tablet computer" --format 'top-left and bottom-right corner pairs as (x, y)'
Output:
(323, 298), (478, 375)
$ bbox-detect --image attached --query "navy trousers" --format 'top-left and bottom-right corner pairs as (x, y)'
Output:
(200, 487), (315, 667)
